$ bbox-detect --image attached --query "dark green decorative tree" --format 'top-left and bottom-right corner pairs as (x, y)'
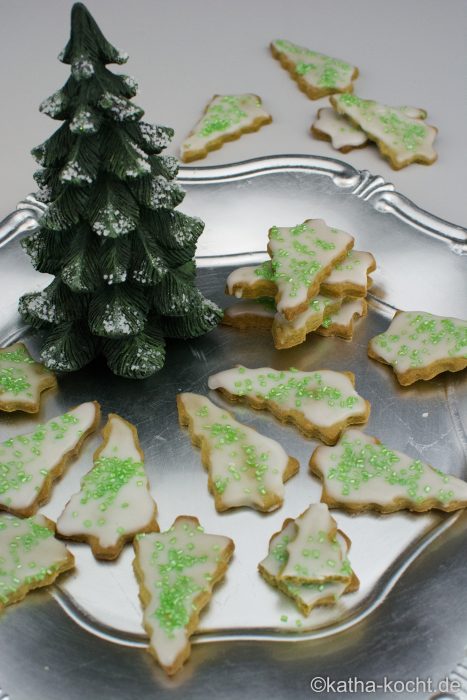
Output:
(19, 3), (221, 378)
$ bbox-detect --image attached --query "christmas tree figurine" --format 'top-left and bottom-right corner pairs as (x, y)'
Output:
(19, 3), (221, 378)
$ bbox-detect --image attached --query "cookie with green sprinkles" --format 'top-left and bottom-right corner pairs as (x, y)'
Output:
(177, 392), (299, 513)
(0, 342), (57, 413)
(315, 297), (367, 341)
(270, 40), (358, 100)
(368, 310), (467, 385)
(310, 428), (467, 513)
(133, 515), (234, 675)
(0, 401), (100, 517)
(57, 413), (158, 559)
(208, 366), (370, 445)
(180, 94), (272, 163)
(259, 515), (359, 615)
(0, 513), (74, 612)
(330, 94), (437, 170)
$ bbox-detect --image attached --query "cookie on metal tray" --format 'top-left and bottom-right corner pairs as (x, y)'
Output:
(208, 366), (370, 445)
(133, 515), (234, 675)
(0, 342), (57, 413)
(368, 310), (467, 385)
(57, 413), (158, 559)
(177, 392), (299, 512)
(310, 428), (467, 513)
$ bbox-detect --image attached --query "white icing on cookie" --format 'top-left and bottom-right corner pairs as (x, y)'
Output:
(274, 294), (341, 333)
(134, 517), (234, 674)
(268, 220), (354, 315)
(279, 503), (351, 583)
(180, 94), (271, 162)
(0, 402), (99, 514)
(178, 393), (297, 512)
(311, 428), (467, 511)
(313, 107), (368, 150)
(317, 298), (367, 338)
(271, 39), (357, 94)
(0, 342), (56, 412)
(0, 513), (73, 609)
(259, 520), (350, 612)
(321, 250), (376, 295)
(369, 311), (467, 377)
(226, 264), (271, 298)
(331, 94), (437, 168)
(208, 366), (368, 432)
(57, 414), (157, 555)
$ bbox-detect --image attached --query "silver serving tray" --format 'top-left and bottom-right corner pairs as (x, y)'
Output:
(0, 155), (466, 700)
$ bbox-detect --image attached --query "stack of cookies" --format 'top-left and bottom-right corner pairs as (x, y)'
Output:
(223, 218), (376, 349)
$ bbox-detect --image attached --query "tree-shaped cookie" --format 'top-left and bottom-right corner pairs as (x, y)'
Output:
(0, 401), (100, 517)
(18, 3), (221, 379)
(310, 429), (467, 513)
(180, 94), (272, 163)
(177, 393), (299, 512)
(133, 516), (234, 675)
(208, 366), (370, 444)
(259, 514), (358, 615)
(330, 94), (437, 169)
(0, 342), (57, 413)
(0, 513), (74, 612)
(271, 40), (358, 100)
(57, 413), (158, 559)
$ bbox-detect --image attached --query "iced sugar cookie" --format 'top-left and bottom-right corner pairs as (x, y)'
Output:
(133, 516), (234, 675)
(320, 250), (376, 298)
(222, 299), (276, 330)
(208, 367), (370, 444)
(316, 298), (367, 341)
(0, 401), (100, 517)
(368, 310), (467, 385)
(0, 342), (57, 413)
(272, 294), (342, 349)
(267, 221), (354, 320)
(270, 40), (358, 100)
(177, 393), (299, 512)
(0, 513), (74, 611)
(259, 517), (359, 615)
(226, 262), (276, 300)
(180, 94), (272, 163)
(57, 414), (158, 559)
(311, 107), (368, 152)
(310, 428), (467, 513)
(330, 94), (437, 170)
(278, 503), (353, 584)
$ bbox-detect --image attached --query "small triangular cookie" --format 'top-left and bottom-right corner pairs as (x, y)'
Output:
(177, 393), (298, 512)
(271, 40), (358, 100)
(0, 513), (74, 611)
(310, 428), (467, 512)
(0, 342), (57, 413)
(133, 516), (234, 675)
(57, 413), (158, 559)
(259, 516), (358, 614)
(180, 94), (272, 163)
(0, 401), (100, 517)
(278, 503), (352, 584)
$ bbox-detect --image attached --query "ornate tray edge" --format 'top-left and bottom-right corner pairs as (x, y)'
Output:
(0, 155), (466, 255)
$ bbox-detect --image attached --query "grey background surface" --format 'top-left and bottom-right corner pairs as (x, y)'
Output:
(0, 0), (466, 226)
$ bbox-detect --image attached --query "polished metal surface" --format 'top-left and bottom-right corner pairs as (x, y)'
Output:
(0, 155), (466, 699)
